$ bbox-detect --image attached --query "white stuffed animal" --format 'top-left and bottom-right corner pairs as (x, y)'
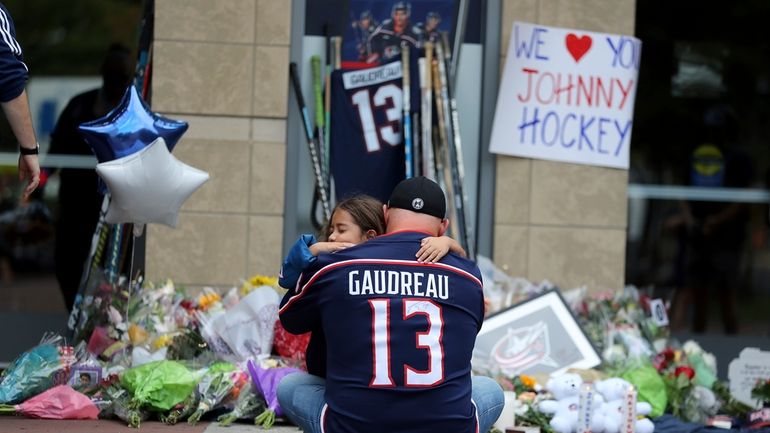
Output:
(538, 373), (605, 433)
(594, 378), (654, 433)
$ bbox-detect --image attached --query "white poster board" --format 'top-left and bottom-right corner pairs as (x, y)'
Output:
(489, 22), (641, 169)
(728, 348), (770, 408)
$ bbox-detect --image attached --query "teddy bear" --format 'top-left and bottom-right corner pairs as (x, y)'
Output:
(594, 378), (654, 433)
(538, 373), (605, 433)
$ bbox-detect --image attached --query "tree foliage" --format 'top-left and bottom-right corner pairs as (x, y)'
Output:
(5, 0), (143, 75)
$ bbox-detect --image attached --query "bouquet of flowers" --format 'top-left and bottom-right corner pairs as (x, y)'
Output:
(0, 385), (98, 419)
(495, 374), (553, 433)
(240, 274), (280, 297)
(651, 342), (722, 423)
(272, 319), (310, 368)
(217, 380), (265, 426)
(187, 362), (241, 425)
(573, 286), (659, 363)
(0, 334), (76, 404)
(247, 359), (302, 429)
(120, 360), (202, 427)
(96, 374), (149, 425)
(159, 391), (198, 425)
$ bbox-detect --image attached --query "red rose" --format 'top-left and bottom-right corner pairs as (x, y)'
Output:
(639, 295), (651, 311)
(653, 353), (669, 372)
(653, 348), (676, 372)
(674, 366), (695, 380)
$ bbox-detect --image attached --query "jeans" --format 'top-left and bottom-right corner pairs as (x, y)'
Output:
(277, 373), (505, 433)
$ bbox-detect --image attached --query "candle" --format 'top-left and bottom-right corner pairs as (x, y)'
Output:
(577, 383), (595, 433)
(621, 386), (637, 433)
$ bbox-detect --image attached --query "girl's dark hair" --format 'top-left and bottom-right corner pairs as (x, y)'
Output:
(324, 195), (385, 239)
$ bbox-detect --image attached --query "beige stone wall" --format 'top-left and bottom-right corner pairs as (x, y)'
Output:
(147, 0), (291, 286)
(494, 0), (635, 292)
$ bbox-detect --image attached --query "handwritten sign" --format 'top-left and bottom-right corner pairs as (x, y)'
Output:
(489, 22), (641, 169)
(728, 348), (770, 408)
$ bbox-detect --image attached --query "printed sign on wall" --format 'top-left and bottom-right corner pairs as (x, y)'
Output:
(489, 22), (642, 169)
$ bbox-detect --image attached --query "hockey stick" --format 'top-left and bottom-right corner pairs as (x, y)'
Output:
(420, 42), (436, 180)
(289, 62), (332, 222)
(449, 91), (473, 257)
(327, 36), (343, 190)
(450, 0), (469, 90)
(431, 58), (457, 233)
(311, 55), (325, 179)
(401, 42), (413, 179)
(420, 42), (436, 181)
(436, 40), (471, 256)
(413, 111), (421, 177)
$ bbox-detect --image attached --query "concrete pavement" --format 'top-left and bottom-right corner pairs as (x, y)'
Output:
(0, 419), (301, 433)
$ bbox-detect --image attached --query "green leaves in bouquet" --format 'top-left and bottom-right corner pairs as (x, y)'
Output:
(663, 371), (693, 418)
(712, 380), (752, 417)
(516, 405), (556, 433)
(752, 379), (770, 407)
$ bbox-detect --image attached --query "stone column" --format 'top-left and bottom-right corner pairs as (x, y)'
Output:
(147, 0), (291, 286)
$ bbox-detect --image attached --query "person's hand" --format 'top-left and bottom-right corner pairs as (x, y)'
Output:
(18, 154), (40, 200)
(309, 241), (355, 256)
(416, 237), (451, 263)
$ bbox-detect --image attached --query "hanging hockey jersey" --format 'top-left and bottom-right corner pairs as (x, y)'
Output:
(331, 61), (405, 203)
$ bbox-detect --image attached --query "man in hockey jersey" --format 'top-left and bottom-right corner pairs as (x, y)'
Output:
(366, 1), (422, 64)
(277, 177), (504, 433)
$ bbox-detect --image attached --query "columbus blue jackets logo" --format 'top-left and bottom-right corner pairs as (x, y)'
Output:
(490, 321), (558, 376)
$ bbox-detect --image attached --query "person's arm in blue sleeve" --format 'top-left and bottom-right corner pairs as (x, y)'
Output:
(279, 235), (356, 291)
(278, 234), (318, 290)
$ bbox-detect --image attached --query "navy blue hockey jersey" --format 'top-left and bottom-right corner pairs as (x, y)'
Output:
(330, 61), (406, 203)
(280, 231), (484, 433)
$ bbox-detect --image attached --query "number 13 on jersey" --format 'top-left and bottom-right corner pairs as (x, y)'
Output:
(369, 298), (444, 388)
(351, 83), (403, 152)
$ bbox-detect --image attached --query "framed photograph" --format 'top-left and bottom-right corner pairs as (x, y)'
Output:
(343, 0), (461, 68)
(68, 365), (102, 390)
(473, 289), (601, 377)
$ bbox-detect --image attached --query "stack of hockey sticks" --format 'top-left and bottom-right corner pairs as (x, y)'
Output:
(404, 35), (473, 258)
(289, 34), (343, 230)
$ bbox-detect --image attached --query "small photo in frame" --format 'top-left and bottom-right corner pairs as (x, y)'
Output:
(473, 289), (601, 377)
(69, 365), (102, 390)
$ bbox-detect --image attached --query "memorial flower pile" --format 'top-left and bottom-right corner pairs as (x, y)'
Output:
(0, 273), (306, 427)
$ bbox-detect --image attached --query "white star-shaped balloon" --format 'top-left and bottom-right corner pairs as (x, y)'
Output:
(96, 137), (209, 236)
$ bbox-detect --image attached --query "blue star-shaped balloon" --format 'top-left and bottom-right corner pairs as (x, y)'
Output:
(78, 85), (188, 163)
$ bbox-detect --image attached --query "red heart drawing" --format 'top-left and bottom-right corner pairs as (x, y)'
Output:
(565, 33), (592, 62)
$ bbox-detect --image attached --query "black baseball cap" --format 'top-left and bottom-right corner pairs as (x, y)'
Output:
(388, 176), (446, 219)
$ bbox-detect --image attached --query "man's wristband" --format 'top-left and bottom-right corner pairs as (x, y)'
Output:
(20, 143), (39, 155)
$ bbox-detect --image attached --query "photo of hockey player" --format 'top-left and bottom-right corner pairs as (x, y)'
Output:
(418, 11), (443, 45)
(366, 2), (421, 63)
(342, 0), (458, 68)
(351, 11), (379, 62)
